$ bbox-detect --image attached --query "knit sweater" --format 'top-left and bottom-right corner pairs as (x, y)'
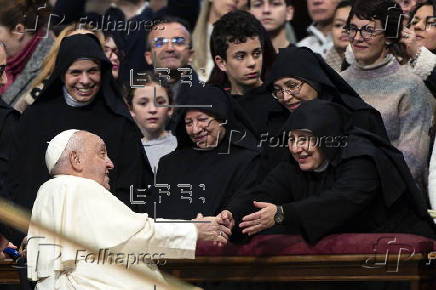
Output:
(341, 53), (434, 188)
(142, 133), (177, 172)
(324, 46), (345, 73)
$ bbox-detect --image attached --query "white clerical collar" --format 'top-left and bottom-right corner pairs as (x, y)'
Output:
(63, 86), (94, 107)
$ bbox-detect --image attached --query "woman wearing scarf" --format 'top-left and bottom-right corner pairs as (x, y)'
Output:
(226, 99), (436, 244)
(146, 86), (260, 221)
(260, 46), (388, 176)
(3, 33), (152, 246)
(341, 0), (434, 190)
(0, 0), (54, 109)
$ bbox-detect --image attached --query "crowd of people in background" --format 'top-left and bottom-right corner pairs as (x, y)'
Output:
(1, 0), (436, 288)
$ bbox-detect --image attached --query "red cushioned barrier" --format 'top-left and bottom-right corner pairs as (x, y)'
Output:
(196, 234), (436, 256)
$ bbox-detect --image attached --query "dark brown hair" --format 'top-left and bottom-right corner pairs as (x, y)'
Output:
(0, 0), (51, 33)
(347, 0), (408, 63)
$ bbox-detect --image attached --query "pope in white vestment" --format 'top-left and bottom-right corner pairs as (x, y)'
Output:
(27, 174), (198, 289)
(26, 129), (230, 289)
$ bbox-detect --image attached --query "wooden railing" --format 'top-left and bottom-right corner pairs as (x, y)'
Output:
(2, 253), (435, 289)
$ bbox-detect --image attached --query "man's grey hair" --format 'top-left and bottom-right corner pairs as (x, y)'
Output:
(51, 131), (86, 175)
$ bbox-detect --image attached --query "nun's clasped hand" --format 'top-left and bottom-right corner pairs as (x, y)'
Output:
(240, 201), (277, 236)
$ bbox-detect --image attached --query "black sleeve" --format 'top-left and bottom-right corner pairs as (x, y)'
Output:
(424, 68), (436, 97)
(0, 111), (29, 245)
(368, 111), (389, 141)
(0, 112), (20, 239)
(0, 112), (19, 192)
(110, 121), (153, 212)
(225, 162), (295, 225)
(283, 157), (379, 244)
(223, 154), (261, 210)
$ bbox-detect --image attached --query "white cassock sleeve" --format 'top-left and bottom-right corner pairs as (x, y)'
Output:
(27, 175), (198, 282)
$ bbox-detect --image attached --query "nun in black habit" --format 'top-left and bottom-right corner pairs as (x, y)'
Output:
(3, 34), (152, 244)
(146, 86), (260, 221)
(265, 47), (388, 139)
(258, 46), (389, 176)
(227, 99), (436, 244)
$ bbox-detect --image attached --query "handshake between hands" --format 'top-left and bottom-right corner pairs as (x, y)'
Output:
(192, 201), (278, 247)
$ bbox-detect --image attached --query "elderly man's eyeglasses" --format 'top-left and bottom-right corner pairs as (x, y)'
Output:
(152, 37), (188, 48)
(344, 24), (385, 40)
(0, 65), (5, 77)
(272, 80), (304, 100)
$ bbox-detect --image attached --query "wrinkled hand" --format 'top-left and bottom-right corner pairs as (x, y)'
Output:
(216, 210), (235, 231)
(400, 27), (419, 58)
(193, 213), (232, 247)
(239, 201), (277, 236)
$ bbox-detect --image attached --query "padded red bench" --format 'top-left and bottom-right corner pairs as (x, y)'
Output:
(162, 233), (436, 289)
(2, 233), (436, 288)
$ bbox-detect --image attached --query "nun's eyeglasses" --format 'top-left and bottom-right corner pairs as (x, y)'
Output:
(0, 65), (5, 77)
(344, 24), (385, 40)
(152, 37), (188, 48)
(272, 81), (304, 100)
(185, 117), (216, 128)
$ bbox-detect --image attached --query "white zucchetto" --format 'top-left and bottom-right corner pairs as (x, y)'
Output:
(45, 129), (80, 173)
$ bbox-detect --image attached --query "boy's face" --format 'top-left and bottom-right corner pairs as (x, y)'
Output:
(250, 0), (294, 32)
(215, 36), (263, 91)
(130, 84), (173, 135)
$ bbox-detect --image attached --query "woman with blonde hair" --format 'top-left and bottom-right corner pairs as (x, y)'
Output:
(192, 0), (238, 82)
(15, 23), (105, 112)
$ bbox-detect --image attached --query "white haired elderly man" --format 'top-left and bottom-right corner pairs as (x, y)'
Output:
(27, 129), (232, 289)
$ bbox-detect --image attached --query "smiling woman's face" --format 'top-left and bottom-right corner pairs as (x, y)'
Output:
(185, 110), (226, 149)
(349, 16), (388, 66)
(272, 77), (318, 112)
(288, 129), (326, 171)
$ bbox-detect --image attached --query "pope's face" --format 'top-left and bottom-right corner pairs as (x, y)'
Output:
(81, 133), (114, 190)
(64, 59), (101, 103)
